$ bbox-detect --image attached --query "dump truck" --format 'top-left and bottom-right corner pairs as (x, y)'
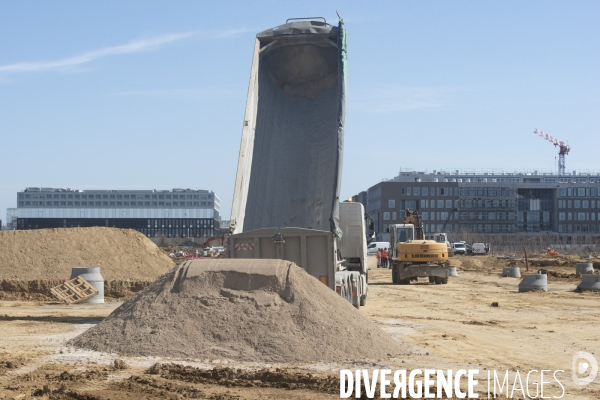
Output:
(389, 209), (451, 285)
(227, 17), (373, 308)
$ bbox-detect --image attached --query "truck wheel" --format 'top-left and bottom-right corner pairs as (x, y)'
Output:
(400, 279), (410, 285)
(429, 276), (435, 283)
(353, 295), (360, 309)
(434, 276), (442, 284)
(441, 278), (448, 284)
(391, 265), (398, 284)
(360, 295), (367, 306)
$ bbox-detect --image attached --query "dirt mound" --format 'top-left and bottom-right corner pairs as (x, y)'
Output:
(70, 259), (403, 363)
(0, 280), (152, 301)
(0, 228), (174, 280)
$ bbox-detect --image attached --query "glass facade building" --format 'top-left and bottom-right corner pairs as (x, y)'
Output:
(16, 187), (221, 238)
(353, 170), (600, 241)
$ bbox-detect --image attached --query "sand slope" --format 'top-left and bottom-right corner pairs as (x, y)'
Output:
(70, 259), (404, 362)
(0, 227), (174, 280)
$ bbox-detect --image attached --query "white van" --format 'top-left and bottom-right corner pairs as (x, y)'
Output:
(472, 243), (486, 255)
(367, 241), (390, 256)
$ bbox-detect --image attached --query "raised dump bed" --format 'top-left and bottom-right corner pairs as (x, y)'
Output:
(230, 18), (346, 235)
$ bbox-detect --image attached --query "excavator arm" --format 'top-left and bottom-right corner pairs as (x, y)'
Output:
(403, 209), (425, 240)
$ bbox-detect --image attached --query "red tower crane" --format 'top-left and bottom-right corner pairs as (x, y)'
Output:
(534, 128), (571, 175)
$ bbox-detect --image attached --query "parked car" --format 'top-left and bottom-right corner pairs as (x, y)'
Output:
(367, 241), (390, 256)
(472, 243), (486, 255)
(452, 242), (467, 255)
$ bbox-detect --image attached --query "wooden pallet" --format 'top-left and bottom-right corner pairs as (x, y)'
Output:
(50, 276), (99, 304)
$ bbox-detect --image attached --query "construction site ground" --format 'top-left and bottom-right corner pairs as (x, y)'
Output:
(0, 254), (598, 399)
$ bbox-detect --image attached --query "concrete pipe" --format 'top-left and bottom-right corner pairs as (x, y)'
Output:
(576, 275), (600, 292)
(518, 274), (547, 292)
(575, 263), (594, 275)
(70, 267), (104, 304)
(448, 266), (458, 277)
(502, 267), (521, 278)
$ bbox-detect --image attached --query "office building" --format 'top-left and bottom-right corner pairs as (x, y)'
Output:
(354, 169), (600, 241)
(16, 187), (221, 238)
(6, 208), (17, 230)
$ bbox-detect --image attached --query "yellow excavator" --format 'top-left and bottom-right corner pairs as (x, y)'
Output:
(389, 209), (450, 285)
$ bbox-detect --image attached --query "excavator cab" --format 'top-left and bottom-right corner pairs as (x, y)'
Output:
(396, 226), (414, 243)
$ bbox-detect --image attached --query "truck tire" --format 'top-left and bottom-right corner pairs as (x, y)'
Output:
(429, 276), (435, 283)
(400, 278), (410, 285)
(353, 294), (360, 309)
(340, 286), (348, 302)
(391, 265), (398, 284)
(441, 277), (448, 284)
(360, 295), (367, 306)
(434, 276), (442, 284)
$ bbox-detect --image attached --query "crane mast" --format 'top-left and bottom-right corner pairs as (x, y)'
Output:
(534, 129), (571, 175)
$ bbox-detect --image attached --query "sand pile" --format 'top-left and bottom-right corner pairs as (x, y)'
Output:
(70, 259), (403, 362)
(0, 228), (174, 280)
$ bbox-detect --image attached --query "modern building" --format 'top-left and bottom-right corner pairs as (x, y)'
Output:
(15, 187), (221, 238)
(219, 219), (231, 233)
(353, 169), (600, 242)
(6, 208), (17, 229)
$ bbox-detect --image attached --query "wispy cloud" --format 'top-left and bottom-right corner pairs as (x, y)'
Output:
(0, 28), (250, 74)
(107, 88), (242, 99)
(350, 86), (454, 113)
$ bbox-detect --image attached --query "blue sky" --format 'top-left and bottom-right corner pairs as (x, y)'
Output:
(1, 1), (599, 222)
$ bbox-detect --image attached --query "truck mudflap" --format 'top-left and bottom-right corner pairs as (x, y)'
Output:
(393, 262), (449, 282)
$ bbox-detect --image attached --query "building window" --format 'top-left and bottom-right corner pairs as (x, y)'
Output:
(445, 200), (452, 208)
(407, 187), (411, 195)
(421, 199), (428, 208)
(583, 200), (589, 208)
(392, 212), (397, 220)
(383, 212), (390, 220)
(574, 200), (581, 209)
(422, 212), (428, 220)
(422, 187), (428, 196)
(567, 212), (572, 221)
(437, 200), (444, 208)
(388, 199), (395, 208)
(414, 187), (420, 196)
(568, 200), (572, 208)
(559, 212), (565, 221)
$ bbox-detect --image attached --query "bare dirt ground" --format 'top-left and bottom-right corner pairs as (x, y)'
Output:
(0, 255), (598, 399)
